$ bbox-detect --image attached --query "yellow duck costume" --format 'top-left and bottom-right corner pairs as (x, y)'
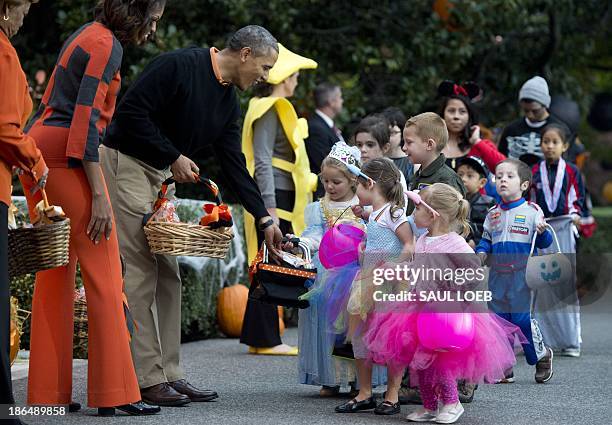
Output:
(242, 44), (319, 262)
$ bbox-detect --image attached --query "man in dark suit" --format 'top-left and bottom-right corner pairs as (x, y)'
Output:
(305, 82), (344, 199)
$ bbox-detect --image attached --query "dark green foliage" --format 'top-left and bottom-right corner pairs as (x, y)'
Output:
(12, 1), (611, 201)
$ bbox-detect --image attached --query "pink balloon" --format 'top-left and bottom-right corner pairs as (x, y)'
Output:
(319, 223), (365, 268)
(417, 305), (475, 352)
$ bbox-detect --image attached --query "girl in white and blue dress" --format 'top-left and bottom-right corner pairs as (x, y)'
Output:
(287, 142), (386, 396)
(335, 158), (414, 414)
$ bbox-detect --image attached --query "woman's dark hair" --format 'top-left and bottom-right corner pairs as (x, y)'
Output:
(438, 95), (478, 153)
(353, 114), (390, 150)
(361, 158), (405, 220)
(253, 82), (274, 98)
(95, 0), (165, 45)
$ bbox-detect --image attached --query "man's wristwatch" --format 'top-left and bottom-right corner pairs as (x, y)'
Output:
(258, 218), (275, 231)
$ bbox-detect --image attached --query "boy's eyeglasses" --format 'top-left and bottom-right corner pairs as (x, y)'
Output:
(405, 190), (440, 217)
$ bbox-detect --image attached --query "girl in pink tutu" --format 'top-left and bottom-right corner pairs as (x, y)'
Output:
(365, 183), (525, 424)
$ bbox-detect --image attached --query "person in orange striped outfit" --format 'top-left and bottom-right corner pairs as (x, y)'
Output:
(19, 0), (166, 416)
(1, 2), (47, 423)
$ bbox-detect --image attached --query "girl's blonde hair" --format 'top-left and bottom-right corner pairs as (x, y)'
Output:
(320, 157), (358, 193)
(361, 158), (405, 220)
(420, 183), (470, 237)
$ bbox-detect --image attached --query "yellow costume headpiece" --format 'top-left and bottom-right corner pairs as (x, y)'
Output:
(266, 43), (318, 85)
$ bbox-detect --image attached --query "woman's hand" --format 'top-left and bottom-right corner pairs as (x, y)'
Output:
(87, 193), (113, 243)
(82, 160), (113, 244)
(469, 125), (481, 145)
(15, 166), (49, 194)
(32, 166), (49, 194)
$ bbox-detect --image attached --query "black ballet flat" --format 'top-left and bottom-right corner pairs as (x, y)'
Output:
(68, 402), (81, 412)
(335, 397), (376, 413)
(98, 401), (161, 416)
(374, 400), (401, 415)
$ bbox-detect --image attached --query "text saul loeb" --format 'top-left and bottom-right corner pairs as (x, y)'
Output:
(373, 289), (493, 303)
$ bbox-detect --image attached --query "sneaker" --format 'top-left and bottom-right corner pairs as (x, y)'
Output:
(495, 369), (515, 384)
(406, 407), (438, 422)
(457, 381), (477, 403)
(398, 386), (422, 404)
(560, 348), (581, 357)
(535, 347), (554, 383)
(435, 402), (464, 424)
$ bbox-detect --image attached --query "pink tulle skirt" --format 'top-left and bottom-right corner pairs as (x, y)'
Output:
(364, 307), (526, 384)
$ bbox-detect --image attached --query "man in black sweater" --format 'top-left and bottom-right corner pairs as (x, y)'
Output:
(100, 25), (281, 407)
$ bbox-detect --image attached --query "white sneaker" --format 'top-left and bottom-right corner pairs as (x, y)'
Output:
(406, 407), (438, 422)
(435, 402), (464, 424)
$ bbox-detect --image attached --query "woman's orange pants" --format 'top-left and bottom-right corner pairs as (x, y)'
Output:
(21, 167), (140, 407)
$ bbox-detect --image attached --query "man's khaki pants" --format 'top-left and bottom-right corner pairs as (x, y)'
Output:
(101, 146), (184, 389)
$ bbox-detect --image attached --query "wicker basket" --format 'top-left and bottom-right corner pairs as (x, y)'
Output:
(145, 222), (233, 258)
(73, 295), (88, 359)
(8, 190), (70, 278)
(143, 176), (233, 258)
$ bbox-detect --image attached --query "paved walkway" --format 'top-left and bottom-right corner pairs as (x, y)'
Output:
(11, 285), (612, 425)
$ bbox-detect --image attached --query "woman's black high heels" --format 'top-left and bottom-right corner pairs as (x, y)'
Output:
(98, 401), (160, 416)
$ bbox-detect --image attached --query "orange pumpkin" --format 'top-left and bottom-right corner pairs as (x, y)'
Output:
(217, 284), (249, 337)
(217, 285), (286, 337)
